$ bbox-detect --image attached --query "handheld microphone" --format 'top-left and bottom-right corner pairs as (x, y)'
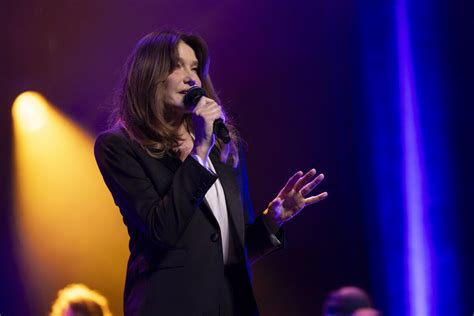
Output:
(183, 86), (231, 144)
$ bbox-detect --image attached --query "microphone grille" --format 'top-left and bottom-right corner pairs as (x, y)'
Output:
(183, 86), (206, 107)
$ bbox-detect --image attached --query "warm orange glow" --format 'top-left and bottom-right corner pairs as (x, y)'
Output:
(12, 91), (49, 132)
(49, 283), (112, 316)
(12, 91), (128, 315)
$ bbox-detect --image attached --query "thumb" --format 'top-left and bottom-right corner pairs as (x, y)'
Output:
(263, 197), (283, 216)
(268, 197), (283, 211)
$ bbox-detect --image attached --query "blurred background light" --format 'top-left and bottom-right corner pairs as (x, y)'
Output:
(11, 91), (49, 132)
(12, 92), (129, 315)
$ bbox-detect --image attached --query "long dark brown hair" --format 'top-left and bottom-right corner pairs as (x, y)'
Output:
(111, 30), (239, 166)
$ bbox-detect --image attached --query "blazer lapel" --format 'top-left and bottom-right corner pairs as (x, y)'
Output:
(157, 149), (245, 239)
(157, 152), (221, 229)
(210, 149), (245, 248)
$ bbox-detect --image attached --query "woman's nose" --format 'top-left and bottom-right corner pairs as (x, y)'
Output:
(185, 77), (196, 86)
(183, 68), (198, 86)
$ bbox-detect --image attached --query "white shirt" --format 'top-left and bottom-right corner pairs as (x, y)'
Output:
(192, 154), (237, 264)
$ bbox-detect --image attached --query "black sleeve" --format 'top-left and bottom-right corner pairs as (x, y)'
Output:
(237, 148), (285, 264)
(94, 131), (217, 248)
(246, 216), (285, 264)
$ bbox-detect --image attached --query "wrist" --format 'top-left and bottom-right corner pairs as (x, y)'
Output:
(262, 208), (283, 234)
(191, 143), (210, 161)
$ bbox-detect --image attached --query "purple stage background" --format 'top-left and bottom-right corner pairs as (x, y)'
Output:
(1, 0), (472, 315)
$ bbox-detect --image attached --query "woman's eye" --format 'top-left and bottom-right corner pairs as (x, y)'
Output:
(192, 68), (198, 72)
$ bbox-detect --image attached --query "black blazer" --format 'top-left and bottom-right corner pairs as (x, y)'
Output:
(94, 127), (283, 316)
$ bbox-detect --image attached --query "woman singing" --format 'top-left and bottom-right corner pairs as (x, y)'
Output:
(94, 30), (327, 316)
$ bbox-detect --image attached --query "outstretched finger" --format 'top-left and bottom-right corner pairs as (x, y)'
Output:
(294, 168), (317, 192)
(300, 173), (324, 196)
(279, 171), (304, 195)
(304, 192), (328, 206)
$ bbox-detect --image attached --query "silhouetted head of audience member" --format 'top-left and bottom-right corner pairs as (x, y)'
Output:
(353, 307), (380, 316)
(323, 286), (380, 316)
(50, 283), (112, 316)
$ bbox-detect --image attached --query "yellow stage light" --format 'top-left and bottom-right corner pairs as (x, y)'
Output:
(12, 91), (49, 132)
(12, 91), (128, 315)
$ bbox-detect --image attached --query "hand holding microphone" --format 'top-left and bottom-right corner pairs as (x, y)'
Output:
(184, 87), (230, 160)
(184, 87), (230, 143)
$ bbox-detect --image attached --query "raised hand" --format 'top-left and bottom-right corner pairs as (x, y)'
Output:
(263, 169), (328, 231)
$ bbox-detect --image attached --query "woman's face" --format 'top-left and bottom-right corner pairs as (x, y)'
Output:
(163, 41), (202, 109)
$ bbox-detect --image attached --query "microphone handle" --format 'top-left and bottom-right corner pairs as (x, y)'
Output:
(213, 119), (231, 144)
